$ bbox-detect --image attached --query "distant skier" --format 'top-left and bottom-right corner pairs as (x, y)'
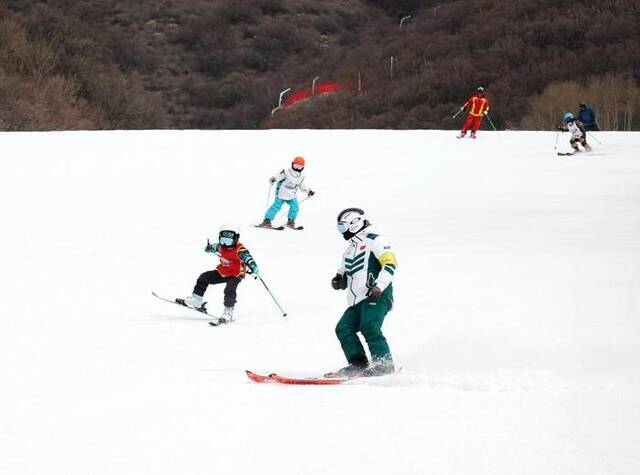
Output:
(578, 103), (600, 131)
(259, 156), (315, 230)
(177, 225), (259, 322)
(558, 112), (592, 153)
(457, 86), (490, 139)
(328, 208), (397, 377)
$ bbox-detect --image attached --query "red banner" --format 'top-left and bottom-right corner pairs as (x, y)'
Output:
(282, 82), (347, 107)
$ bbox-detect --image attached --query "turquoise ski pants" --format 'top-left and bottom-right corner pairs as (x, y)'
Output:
(265, 196), (299, 221)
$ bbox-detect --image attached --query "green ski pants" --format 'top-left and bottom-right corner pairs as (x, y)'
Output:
(335, 294), (393, 366)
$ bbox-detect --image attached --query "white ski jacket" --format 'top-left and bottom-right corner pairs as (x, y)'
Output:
(337, 227), (397, 307)
(274, 168), (309, 201)
(567, 120), (586, 139)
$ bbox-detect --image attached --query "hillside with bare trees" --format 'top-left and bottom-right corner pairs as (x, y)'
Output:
(1, 0), (639, 130)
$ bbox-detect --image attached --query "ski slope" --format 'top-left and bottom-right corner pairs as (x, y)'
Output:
(1, 130), (639, 475)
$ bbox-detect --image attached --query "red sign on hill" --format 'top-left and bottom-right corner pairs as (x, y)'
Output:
(282, 82), (347, 107)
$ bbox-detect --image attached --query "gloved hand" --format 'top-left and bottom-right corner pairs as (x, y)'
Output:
(366, 285), (382, 302)
(205, 240), (217, 253)
(557, 127), (566, 131)
(308, 190), (315, 197)
(483, 110), (489, 115)
(331, 273), (347, 290)
(248, 261), (260, 278)
(269, 176), (276, 184)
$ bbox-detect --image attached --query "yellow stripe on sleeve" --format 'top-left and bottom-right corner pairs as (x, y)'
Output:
(378, 251), (397, 268)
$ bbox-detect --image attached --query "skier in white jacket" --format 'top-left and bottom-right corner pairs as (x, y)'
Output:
(328, 208), (397, 377)
(558, 112), (592, 153)
(260, 157), (315, 229)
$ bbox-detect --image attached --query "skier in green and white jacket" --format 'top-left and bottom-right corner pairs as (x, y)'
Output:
(328, 208), (397, 377)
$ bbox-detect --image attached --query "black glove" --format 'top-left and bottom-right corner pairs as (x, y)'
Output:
(366, 286), (382, 302)
(331, 273), (347, 290)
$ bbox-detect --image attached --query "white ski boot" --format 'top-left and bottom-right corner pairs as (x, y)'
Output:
(221, 306), (234, 323)
(178, 293), (203, 308)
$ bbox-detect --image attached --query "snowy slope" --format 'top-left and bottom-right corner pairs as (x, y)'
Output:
(1, 130), (639, 475)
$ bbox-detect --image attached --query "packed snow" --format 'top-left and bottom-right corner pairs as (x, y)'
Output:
(1, 130), (639, 475)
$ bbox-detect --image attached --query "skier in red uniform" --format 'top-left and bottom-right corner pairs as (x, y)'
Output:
(457, 86), (490, 139)
(177, 225), (259, 322)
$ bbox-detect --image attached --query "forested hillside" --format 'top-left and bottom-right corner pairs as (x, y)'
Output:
(1, 0), (639, 130)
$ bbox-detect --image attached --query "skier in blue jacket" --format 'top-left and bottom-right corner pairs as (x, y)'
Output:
(578, 103), (599, 131)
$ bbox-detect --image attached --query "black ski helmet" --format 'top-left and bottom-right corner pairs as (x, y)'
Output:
(337, 208), (370, 240)
(218, 224), (240, 248)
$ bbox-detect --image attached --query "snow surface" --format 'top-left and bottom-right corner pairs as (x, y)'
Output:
(1, 130), (639, 475)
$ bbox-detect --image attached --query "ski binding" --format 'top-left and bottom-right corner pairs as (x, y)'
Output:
(152, 292), (225, 325)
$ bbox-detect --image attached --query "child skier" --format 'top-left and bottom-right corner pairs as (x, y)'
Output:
(327, 208), (397, 378)
(558, 112), (592, 153)
(259, 156), (315, 229)
(457, 86), (490, 139)
(177, 225), (259, 322)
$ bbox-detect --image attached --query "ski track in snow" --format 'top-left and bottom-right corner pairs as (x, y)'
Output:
(1, 130), (639, 475)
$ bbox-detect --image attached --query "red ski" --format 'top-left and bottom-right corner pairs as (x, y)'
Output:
(245, 370), (274, 383)
(246, 368), (400, 385)
(269, 373), (350, 385)
(245, 370), (351, 385)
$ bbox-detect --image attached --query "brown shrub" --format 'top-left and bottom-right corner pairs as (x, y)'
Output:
(522, 73), (640, 130)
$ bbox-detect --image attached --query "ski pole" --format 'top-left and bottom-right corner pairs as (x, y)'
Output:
(485, 113), (497, 131)
(587, 132), (602, 145)
(257, 276), (287, 317)
(266, 183), (273, 208)
(553, 130), (560, 150)
(298, 193), (315, 205)
(452, 107), (464, 119)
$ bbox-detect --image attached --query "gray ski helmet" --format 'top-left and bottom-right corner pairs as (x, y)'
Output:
(337, 208), (370, 240)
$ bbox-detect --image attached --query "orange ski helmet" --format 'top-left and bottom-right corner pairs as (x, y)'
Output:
(292, 156), (305, 171)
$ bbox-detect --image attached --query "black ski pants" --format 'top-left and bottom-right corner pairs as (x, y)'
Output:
(193, 270), (242, 307)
